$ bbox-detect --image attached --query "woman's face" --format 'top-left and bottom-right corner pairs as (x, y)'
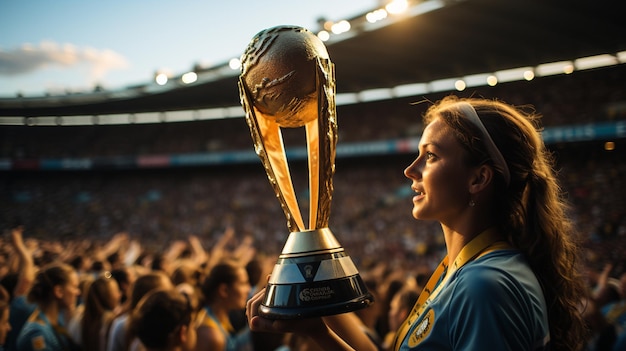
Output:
(226, 267), (251, 310)
(404, 117), (474, 224)
(59, 271), (81, 313)
(0, 308), (11, 345)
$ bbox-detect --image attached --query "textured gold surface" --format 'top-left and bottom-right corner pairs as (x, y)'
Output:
(239, 26), (337, 233)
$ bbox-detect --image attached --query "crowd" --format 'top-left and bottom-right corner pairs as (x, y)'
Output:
(0, 165), (625, 351)
(0, 140), (625, 350)
(0, 65), (625, 350)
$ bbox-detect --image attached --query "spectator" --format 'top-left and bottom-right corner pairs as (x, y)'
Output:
(130, 288), (197, 351)
(80, 272), (122, 351)
(16, 263), (80, 351)
(197, 259), (251, 351)
(106, 271), (173, 351)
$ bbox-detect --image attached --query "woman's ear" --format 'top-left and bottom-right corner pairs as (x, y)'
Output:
(218, 283), (229, 299)
(53, 285), (64, 299)
(468, 164), (494, 194)
(177, 324), (189, 344)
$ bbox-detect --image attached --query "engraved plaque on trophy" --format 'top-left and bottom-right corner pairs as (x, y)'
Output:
(238, 25), (373, 319)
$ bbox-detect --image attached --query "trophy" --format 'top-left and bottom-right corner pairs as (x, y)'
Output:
(238, 25), (373, 319)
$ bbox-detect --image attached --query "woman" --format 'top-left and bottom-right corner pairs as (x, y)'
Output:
(196, 259), (251, 351)
(80, 272), (122, 351)
(130, 288), (197, 351)
(1, 226), (36, 351)
(383, 285), (419, 350)
(106, 271), (173, 351)
(16, 262), (81, 351)
(246, 96), (586, 350)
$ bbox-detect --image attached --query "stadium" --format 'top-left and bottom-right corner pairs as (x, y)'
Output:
(1, 0), (625, 350)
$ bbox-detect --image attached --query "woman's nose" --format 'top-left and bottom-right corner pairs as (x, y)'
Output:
(404, 157), (421, 179)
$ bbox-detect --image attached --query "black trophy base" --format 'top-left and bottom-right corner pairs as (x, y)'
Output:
(259, 274), (374, 319)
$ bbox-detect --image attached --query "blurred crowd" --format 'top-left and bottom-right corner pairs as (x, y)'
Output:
(0, 64), (625, 350)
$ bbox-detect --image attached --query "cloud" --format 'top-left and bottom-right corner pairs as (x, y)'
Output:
(0, 41), (129, 80)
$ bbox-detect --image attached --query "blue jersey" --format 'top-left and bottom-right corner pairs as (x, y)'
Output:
(16, 309), (78, 351)
(4, 295), (36, 351)
(204, 307), (252, 351)
(397, 250), (550, 350)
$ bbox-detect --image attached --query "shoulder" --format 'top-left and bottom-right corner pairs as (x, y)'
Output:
(10, 295), (36, 313)
(455, 251), (535, 291)
(108, 313), (128, 336)
(16, 322), (50, 351)
(444, 250), (548, 326)
(440, 251), (549, 349)
(196, 324), (227, 349)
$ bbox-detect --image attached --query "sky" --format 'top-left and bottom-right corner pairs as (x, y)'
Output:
(0, 1), (380, 97)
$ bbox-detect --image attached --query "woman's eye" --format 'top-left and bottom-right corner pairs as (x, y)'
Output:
(425, 151), (435, 160)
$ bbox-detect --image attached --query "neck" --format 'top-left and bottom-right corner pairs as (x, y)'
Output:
(40, 303), (60, 326)
(441, 222), (494, 263)
(207, 302), (229, 322)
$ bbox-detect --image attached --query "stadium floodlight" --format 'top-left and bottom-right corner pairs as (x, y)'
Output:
(523, 70), (535, 81)
(574, 54), (618, 70)
(366, 9), (388, 23)
(331, 20), (351, 34)
(392, 82), (429, 97)
(535, 61), (574, 77)
(454, 80), (466, 91)
(229, 58), (241, 70)
(155, 73), (168, 85)
(336, 92), (359, 105)
(317, 30), (330, 42)
(386, 0), (408, 14)
(495, 67), (534, 83)
(429, 78), (457, 92)
(358, 88), (394, 102)
(181, 72), (198, 84)
(462, 73), (491, 88)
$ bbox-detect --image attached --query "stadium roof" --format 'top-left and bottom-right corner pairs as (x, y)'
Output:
(1, 0), (625, 118)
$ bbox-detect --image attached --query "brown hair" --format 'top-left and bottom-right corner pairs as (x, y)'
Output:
(27, 263), (76, 306)
(200, 259), (243, 304)
(130, 288), (192, 349)
(82, 273), (119, 351)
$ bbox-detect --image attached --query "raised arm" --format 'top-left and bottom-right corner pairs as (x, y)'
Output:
(187, 235), (208, 266)
(10, 226), (35, 297)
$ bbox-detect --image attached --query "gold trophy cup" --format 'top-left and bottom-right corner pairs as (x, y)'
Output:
(238, 25), (373, 319)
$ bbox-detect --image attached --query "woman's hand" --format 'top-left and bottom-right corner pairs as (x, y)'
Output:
(246, 288), (377, 351)
(245, 288), (327, 335)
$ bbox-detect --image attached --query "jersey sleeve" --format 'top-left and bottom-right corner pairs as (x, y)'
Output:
(16, 324), (53, 351)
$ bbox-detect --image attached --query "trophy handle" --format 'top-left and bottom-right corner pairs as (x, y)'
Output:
(239, 78), (305, 232)
(306, 58), (337, 229)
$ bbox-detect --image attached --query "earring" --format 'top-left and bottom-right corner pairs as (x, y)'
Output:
(469, 199), (476, 207)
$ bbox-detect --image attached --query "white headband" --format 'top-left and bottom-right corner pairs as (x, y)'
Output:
(454, 102), (511, 186)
